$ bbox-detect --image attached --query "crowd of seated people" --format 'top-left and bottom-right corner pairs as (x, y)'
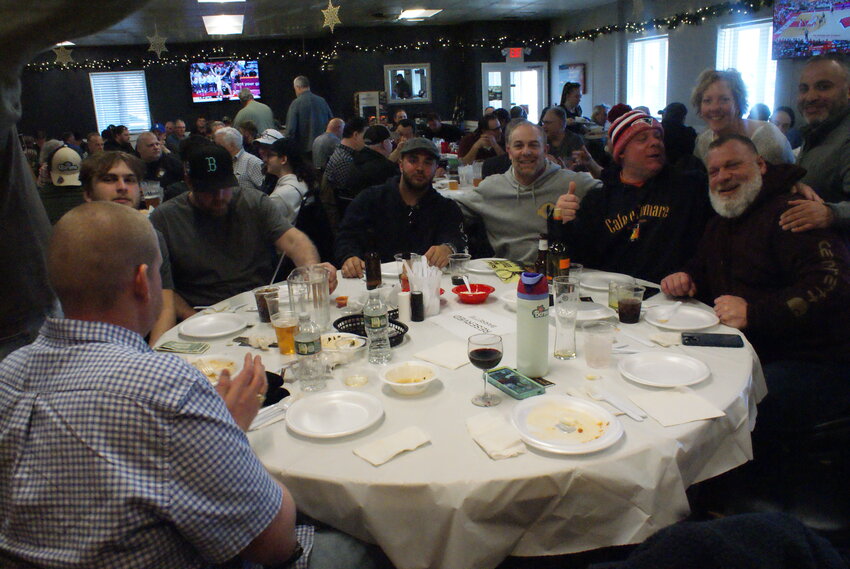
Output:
(9, 52), (850, 566)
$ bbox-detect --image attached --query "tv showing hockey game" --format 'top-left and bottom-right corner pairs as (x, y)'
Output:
(774, 1), (850, 59)
(190, 60), (261, 103)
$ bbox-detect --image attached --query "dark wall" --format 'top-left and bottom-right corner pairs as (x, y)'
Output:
(20, 20), (550, 138)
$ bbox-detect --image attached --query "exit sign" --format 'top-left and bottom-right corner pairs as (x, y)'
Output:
(506, 47), (525, 62)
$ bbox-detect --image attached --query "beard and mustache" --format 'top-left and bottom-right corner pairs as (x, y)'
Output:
(710, 171), (763, 219)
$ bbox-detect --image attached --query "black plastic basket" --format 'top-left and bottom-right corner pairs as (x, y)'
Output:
(332, 309), (408, 347)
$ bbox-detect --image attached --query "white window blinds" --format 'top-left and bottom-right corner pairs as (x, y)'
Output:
(716, 19), (776, 113)
(627, 36), (668, 116)
(89, 70), (151, 134)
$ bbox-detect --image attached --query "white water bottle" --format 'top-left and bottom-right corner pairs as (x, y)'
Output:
(516, 272), (550, 378)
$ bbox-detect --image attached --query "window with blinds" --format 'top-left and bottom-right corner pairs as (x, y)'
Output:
(89, 70), (151, 134)
(627, 36), (668, 116)
(716, 19), (776, 113)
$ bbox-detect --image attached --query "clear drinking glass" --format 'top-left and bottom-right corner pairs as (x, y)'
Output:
(617, 284), (645, 324)
(582, 321), (615, 369)
(468, 333), (503, 407)
(552, 276), (579, 360)
(448, 253), (472, 287)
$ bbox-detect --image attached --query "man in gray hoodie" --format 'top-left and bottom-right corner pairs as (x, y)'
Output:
(453, 120), (601, 263)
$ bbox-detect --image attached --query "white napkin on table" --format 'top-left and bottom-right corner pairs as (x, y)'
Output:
(353, 426), (431, 466)
(650, 332), (681, 347)
(628, 388), (724, 427)
(466, 413), (526, 459)
(413, 341), (469, 370)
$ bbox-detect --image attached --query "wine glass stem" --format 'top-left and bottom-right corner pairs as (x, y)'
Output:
(482, 370), (488, 394)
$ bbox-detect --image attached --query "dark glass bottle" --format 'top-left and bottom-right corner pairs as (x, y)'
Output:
(534, 234), (549, 278)
(365, 251), (381, 290)
(547, 208), (571, 278)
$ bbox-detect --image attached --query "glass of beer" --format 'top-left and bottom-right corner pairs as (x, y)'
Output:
(270, 308), (299, 355)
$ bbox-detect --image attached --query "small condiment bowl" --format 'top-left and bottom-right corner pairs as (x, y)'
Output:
(451, 283), (495, 304)
(379, 361), (439, 396)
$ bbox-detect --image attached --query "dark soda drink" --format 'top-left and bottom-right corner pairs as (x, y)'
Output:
(618, 298), (641, 324)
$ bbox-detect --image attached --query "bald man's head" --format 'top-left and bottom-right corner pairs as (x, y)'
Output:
(49, 202), (161, 317)
(327, 118), (344, 138)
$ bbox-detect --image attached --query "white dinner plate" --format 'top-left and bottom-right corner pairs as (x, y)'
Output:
(185, 354), (239, 386)
(468, 258), (508, 275)
(500, 291), (517, 311)
(580, 271), (634, 291)
(644, 305), (719, 331)
(511, 394), (623, 455)
(618, 351), (711, 388)
(178, 313), (247, 339)
(286, 391), (384, 439)
(576, 301), (617, 321)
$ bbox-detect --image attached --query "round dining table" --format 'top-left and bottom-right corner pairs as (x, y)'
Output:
(156, 264), (766, 569)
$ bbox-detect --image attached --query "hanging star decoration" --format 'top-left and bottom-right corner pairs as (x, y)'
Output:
(53, 46), (73, 66)
(321, 0), (342, 33)
(147, 25), (168, 59)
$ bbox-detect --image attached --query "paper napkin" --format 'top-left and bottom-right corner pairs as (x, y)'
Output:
(413, 341), (469, 370)
(628, 389), (724, 427)
(466, 413), (526, 459)
(650, 332), (681, 347)
(354, 426), (431, 466)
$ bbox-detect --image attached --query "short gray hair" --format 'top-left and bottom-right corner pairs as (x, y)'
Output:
(506, 119), (545, 145)
(215, 126), (243, 150)
(238, 88), (254, 102)
(294, 75), (310, 89)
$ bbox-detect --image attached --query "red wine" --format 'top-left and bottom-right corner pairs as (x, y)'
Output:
(469, 348), (503, 370)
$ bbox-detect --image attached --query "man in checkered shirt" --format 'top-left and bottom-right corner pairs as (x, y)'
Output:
(0, 202), (300, 567)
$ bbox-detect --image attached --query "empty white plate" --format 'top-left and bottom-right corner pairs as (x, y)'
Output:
(468, 258), (508, 275)
(286, 391), (384, 438)
(381, 262), (398, 279)
(580, 271), (634, 291)
(178, 313), (247, 339)
(618, 351), (711, 388)
(511, 394), (623, 454)
(576, 301), (617, 321)
(645, 305), (719, 331)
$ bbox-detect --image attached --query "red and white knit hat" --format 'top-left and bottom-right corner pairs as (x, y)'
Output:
(608, 110), (663, 164)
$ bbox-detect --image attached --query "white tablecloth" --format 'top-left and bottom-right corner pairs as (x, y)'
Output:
(158, 267), (766, 569)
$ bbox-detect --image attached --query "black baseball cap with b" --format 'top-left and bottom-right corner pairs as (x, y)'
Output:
(186, 145), (239, 192)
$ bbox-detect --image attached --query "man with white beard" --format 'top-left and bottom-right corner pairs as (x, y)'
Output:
(661, 134), (850, 437)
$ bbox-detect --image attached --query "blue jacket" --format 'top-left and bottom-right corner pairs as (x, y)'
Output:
(285, 91), (332, 154)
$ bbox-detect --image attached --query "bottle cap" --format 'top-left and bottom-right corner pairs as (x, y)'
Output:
(517, 272), (548, 300)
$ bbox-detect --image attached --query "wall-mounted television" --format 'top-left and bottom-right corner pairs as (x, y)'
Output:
(773, 1), (850, 59)
(190, 60), (261, 103)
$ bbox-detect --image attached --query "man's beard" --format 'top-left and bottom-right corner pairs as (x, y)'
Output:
(401, 171), (431, 193)
(710, 172), (762, 219)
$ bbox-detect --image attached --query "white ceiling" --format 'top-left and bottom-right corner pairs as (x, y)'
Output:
(67, 0), (614, 46)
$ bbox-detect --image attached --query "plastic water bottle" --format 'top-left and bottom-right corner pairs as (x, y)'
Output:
(294, 312), (326, 391)
(516, 272), (550, 378)
(364, 289), (392, 364)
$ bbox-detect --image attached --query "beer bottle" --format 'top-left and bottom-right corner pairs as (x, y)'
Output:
(534, 234), (549, 278)
(364, 231), (382, 290)
(547, 208), (571, 277)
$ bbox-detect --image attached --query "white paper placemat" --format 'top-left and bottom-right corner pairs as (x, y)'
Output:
(429, 307), (515, 338)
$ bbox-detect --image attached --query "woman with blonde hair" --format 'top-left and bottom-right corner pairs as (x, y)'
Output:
(691, 68), (794, 165)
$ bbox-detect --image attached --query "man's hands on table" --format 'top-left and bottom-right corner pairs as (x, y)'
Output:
(317, 261), (338, 292)
(216, 354), (267, 431)
(714, 295), (748, 329)
(342, 256), (365, 279)
(424, 244), (452, 268)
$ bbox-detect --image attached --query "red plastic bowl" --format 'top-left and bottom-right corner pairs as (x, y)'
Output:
(451, 284), (495, 304)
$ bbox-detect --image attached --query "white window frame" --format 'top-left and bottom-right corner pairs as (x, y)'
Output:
(627, 35), (668, 116)
(89, 70), (152, 134)
(716, 19), (776, 113)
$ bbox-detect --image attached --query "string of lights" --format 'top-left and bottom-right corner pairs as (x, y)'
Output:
(25, 0), (773, 72)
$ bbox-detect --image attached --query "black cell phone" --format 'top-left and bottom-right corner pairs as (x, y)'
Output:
(643, 286), (661, 300)
(580, 296), (594, 302)
(681, 332), (744, 348)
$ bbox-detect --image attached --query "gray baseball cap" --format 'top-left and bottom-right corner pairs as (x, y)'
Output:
(400, 137), (440, 159)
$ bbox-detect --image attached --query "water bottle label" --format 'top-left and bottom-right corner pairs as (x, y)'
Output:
(365, 314), (388, 330)
(531, 303), (549, 319)
(295, 338), (321, 355)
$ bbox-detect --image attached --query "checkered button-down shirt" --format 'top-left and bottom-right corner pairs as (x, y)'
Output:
(233, 148), (265, 192)
(0, 318), (284, 568)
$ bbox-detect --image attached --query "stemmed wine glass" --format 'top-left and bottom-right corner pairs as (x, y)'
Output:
(468, 333), (503, 407)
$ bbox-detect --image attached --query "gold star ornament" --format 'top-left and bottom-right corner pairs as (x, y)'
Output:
(53, 46), (73, 66)
(321, 0), (342, 33)
(147, 26), (168, 59)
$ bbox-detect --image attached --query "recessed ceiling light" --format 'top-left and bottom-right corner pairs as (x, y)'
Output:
(197, 0), (245, 3)
(398, 9), (442, 20)
(202, 15), (244, 35)
(55, 41), (75, 46)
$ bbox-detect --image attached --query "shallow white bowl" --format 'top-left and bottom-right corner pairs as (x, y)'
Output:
(379, 361), (439, 396)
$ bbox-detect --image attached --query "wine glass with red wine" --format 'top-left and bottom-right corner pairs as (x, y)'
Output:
(468, 333), (503, 407)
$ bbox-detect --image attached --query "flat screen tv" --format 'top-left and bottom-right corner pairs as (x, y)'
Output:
(189, 60), (261, 103)
(773, 1), (850, 59)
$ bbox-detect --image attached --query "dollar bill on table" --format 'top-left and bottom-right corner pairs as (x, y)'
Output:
(156, 341), (210, 354)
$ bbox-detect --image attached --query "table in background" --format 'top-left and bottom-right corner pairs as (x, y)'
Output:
(157, 268), (765, 569)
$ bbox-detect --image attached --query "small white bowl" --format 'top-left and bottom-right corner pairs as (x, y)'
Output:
(379, 361), (439, 396)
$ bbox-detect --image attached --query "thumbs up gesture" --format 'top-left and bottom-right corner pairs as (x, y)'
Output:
(554, 181), (580, 223)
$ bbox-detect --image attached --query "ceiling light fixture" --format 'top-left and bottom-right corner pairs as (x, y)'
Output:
(55, 41), (75, 46)
(197, 0), (245, 3)
(398, 9), (442, 20)
(202, 15), (244, 35)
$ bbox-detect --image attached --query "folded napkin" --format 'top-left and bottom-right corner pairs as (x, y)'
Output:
(413, 341), (469, 370)
(650, 332), (681, 347)
(628, 388), (724, 427)
(466, 413), (526, 459)
(354, 426), (431, 466)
